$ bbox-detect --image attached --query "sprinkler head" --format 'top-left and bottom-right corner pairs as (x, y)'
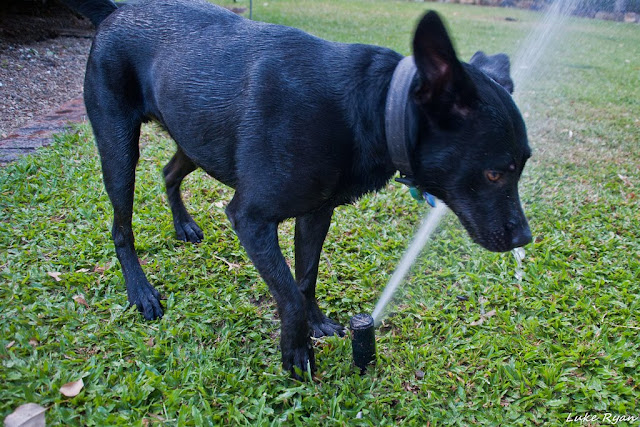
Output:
(350, 313), (376, 373)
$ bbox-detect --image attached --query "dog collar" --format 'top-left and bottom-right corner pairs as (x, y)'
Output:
(385, 55), (417, 178)
(385, 57), (436, 207)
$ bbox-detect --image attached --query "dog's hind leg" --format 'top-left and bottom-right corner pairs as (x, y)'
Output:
(295, 208), (346, 338)
(92, 113), (164, 320)
(163, 148), (204, 243)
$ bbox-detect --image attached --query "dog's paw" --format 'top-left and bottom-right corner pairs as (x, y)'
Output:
(310, 315), (346, 338)
(128, 281), (164, 320)
(283, 342), (316, 381)
(174, 219), (204, 243)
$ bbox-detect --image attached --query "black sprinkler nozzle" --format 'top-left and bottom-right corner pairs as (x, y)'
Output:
(350, 313), (376, 373)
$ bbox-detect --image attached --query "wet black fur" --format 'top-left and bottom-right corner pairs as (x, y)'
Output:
(64, 0), (532, 378)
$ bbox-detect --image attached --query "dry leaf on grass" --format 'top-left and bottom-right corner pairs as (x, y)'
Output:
(618, 174), (632, 187)
(93, 263), (110, 274)
(469, 309), (497, 326)
(59, 378), (84, 397)
(148, 413), (165, 422)
(72, 295), (90, 308)
(214, 255), (241, 270)
(47, 272), (62, 282)
(3, 403), (46, 427)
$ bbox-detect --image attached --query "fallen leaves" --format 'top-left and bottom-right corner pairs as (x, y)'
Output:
(147, 413), (166, 423)
(48, 266), (109, 282)
(93, 265), (107, 274)
(59, 378), (84, 397)
(618, 174), (633, 187)
(72, 295), (90, 309)
(46, 272), (62, 282)
(214, 255), (241, 270)
(469, 309), (497, 327)
(3, 403), (46, 427)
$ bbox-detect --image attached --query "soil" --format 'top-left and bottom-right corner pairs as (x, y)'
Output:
(0, 2), (94, 139)
(0, 2), (246, 165)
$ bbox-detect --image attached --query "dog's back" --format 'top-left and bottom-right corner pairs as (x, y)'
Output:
(85, 0), (399, 194)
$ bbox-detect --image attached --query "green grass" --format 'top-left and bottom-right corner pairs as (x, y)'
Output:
(1, 0), (639, 424)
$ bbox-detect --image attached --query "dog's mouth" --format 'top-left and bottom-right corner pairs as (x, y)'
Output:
(405, 180), (532, 252)
(448, 203), (532, 253)
(467, 225), (528, 252)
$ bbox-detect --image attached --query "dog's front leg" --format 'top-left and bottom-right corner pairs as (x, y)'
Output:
(226, 195), (314, 379)
(295, 208), (346, 338)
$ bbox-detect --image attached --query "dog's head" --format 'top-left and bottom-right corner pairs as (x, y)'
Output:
(408, 11), (532, 252)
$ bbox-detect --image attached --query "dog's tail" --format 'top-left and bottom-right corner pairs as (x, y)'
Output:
(61, 0), (118, 27)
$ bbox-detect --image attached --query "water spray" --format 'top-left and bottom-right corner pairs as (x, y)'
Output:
(512, 0), (580, 95)
(371, 201), (449, 326)
(350, 200), (448, 372)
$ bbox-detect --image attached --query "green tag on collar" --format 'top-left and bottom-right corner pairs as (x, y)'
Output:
(409, 187), (437, 207)
(409, 186), (424, 203)
(396, 176), (436, 207)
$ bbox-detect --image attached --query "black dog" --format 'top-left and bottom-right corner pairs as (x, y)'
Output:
(64, 0), (531, 377)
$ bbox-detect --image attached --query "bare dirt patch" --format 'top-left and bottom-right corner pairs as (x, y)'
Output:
(0, 2), (94, 138)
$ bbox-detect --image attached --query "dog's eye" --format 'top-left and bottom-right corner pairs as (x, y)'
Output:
(485, 170), (502, 182)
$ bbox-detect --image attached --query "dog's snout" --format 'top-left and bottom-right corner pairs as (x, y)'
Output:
(510, 225), (532, 248)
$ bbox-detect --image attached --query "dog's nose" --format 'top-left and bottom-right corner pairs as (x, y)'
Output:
(511, 227), (532, 248)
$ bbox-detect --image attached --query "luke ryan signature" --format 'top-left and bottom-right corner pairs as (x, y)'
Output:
(566, 413), (639, 425)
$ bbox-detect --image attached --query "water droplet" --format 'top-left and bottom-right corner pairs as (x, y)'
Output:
(512, 247), (525, 281)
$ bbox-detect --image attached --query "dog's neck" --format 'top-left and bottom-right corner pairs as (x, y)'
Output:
(384, 56), (418, 180)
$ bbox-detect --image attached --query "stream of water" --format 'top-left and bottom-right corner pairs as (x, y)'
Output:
(512, 0), (581, 94)
(371, 201), (449, 326)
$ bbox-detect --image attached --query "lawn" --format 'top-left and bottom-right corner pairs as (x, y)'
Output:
(1, 0), (639, 424)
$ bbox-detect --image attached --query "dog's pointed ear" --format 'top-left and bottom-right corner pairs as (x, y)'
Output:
(412, 11), (477, 124)
(470, 51), (515, 94)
